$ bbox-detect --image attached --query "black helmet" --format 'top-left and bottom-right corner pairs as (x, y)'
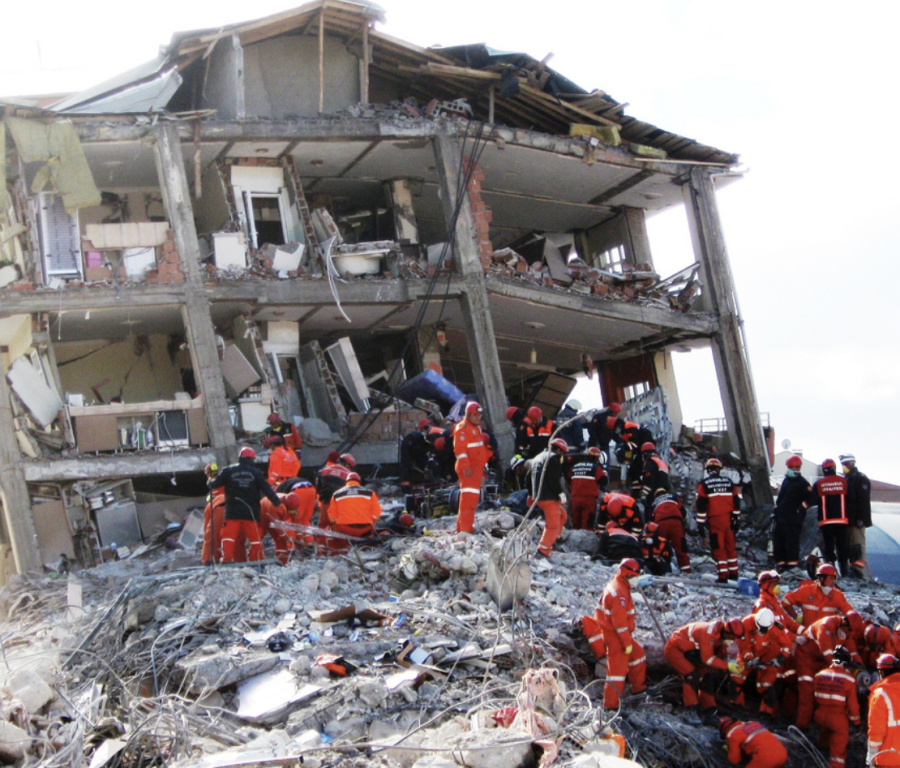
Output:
(832, 645), (852, 666)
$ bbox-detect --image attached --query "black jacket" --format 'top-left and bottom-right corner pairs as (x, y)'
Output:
(773, 474), (816, 526)
(209, 456), (280, 522)
(530, 449), (564, 501)
(845, 467), (872, 528)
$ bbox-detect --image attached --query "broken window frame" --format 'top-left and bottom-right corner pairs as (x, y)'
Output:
(37, 192), (83, 281)
(241, 190), (290, 250)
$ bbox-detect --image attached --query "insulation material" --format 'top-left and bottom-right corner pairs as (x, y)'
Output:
(85, 222), (170, 249)
(5, 117), (100, 212)
(8, 357), (64, 427)
(236, 668), (324, 722)
(325, 337), (370, 413)
(220, 343), (260, 399)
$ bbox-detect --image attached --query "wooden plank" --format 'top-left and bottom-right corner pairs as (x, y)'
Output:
(519, 83), (620, 127)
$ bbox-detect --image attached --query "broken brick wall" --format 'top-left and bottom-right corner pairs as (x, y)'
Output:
(464, 158), (494, 270)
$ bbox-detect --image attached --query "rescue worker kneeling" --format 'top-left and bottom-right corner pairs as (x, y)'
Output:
(319, 472), (382, 555)
(719, 717), (787, 768)
(665, 618), (745, 711)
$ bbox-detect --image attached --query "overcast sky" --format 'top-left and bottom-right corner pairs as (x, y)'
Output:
(2, 1), (898, 482)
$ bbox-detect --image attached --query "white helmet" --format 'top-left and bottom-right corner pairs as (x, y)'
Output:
(839, 453), (856, 464)
(755, 608), (775, 631)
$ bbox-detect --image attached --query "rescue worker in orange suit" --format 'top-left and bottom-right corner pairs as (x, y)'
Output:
(862, 624), (900, 671)
(696, 457), (741, 583)
(772, 454), (816, 574)
(754, 570), (802, 636)
(201, 462), (230, 565)
(601, 492), (643, 534)
(453, 402), (490, 533)
(208, 447), (281, 562)
(640, 522), (673, 576)
(813, 644), (860, 768)
(719, 717), (788, 768)
(321, 472), (382, 554)
(815, 458), (851, 577)
(795, 613), (863, 729)
(783, 562), (861, 628)
(730, 608), (793, 713)
(265, 435), (301, 486)
(594, 558), (646, 709)
(264, 412), (302, 451)
(515, 406), (542, 458)
(665, 619), (745, 711)
(315, 453), (354, 528)
(273, 478), (317, 546)
(530, 437), (569, 557)
(530, 408), (555, 458)
(841, 452), (872, 579)
(651, 489), (691, 574)
(566, 446), (608, 530)
(638, 442), (669, 502)
(868, 653), (900, 766)
(259, 492), (302, 564)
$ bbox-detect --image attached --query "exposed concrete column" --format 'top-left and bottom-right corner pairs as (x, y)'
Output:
(153, 123), (237, 465)
(432, 134), (514, 463)
(622, 207), (653, 269)
(0, 367), (41, 573)
(682, 168), (772, 506)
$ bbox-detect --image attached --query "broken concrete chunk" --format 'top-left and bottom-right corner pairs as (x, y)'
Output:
(0, 720), (32, 761)
(6, 669), (54, 713)
(175, 649), (281, 694)
(124, 599), (159, 631)
(563, 529), (600, 555)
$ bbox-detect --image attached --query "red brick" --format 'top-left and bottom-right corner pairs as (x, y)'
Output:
(166, 230), (176, 241)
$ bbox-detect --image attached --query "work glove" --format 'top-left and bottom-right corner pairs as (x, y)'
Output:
(731, 515), (741, 533)
(744, 657), (760, 669)
(727, 661), (743, 675)
(773, 653), (787, 668)
(624, 645), (633, 655)
(867, 744), (878, 765)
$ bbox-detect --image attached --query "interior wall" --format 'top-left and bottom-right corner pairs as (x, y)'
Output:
(195, 163), (232, 235)
(78, 191), (166, 233)
(585, 214), (628, 265)
(653, 350), (683, 435)
(201, 35), (244, 119)
(54, 334), (184, 403)
(243, 35), (361, 118)
(598, 353), (658, 405)
(0, 314), (33, 369)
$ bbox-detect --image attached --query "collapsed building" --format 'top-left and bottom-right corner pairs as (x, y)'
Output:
(0, 0), (771, 579)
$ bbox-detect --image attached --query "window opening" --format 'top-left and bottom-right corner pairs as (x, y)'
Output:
(242, 192), (287, 249)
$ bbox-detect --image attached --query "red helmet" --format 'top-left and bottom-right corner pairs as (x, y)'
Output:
(433, 437), (446, 452)
(204, 462), (218, 475)
(418, 418), (431, 430)
(465, 401), (483, 415)
(346, 472), (361, 483)
(822, 458), (836, 470)
(506, 406), (519, 421)
(618, 558), (640, 577)
(877, 653), (900, 670)
(399, 513), (415, 527)
(550, 438), (569, 453)
(718, 716), (737, 734)
(865, 624), (883, 645)
(339, 453), (356, 468)
(527, 406), (542, 423)
(586, 446), (602, 457)
(609, 403), (622, 415)
(283, 493), (301, 511)
(706, 457), (723, 471)
(640, 442), (656, 453)
(817, 563), (838, 579)
(239, 447), (257, 459)
(607, 497), (623, 515)
(267, 413), (280, 425)
(725, 618), (746, 639)
(263, 435), (283, 449)
(326, 450), (340, 464)
(786, 455), (802, 469)
(757, 570), (780, 587)
(644, 521), (659, 535)
(623, 421), (638, 433)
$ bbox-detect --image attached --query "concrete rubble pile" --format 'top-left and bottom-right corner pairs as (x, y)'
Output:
(0, 489), (897, 768)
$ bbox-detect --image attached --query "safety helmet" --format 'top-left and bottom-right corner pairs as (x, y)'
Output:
(527, 406), (542, 423)
(839, 453), (856, 465)
(346, 472), (361, 483)
(239, 447), (257, 459)
(510, 455), (525, 470)
(606, 497), (624, 516)
(481, 431), (491, 444)
(705, 458), (723, 471)
(848, 613), (863, 635)
(433, 437), (446, 452)
(567, 399), (582, 412)
(709, 619), (725, 637)
(586, 446), (602, 457)
(718, 716), (737, 734)
(326, 450), (340, 464)
(786, 455), (803, 469)
(725, 618), (746, 639)
(644, 521), (659, 535)
(267, 413), (280, 425)
(506, 406), (519, 421)
(283, 493), (301, 511)
(640, 442), (656, 453)
(832, 645), (852, 666)
(623, 421), (638, 433)
(757, 570), (780, 587)
(755, 608), (775, 632)
(339, 453), (356, 468)
(865, 624), (883, 645)
(618, 558), (641, 577)
(418, 418), (431, 430)
(263, 435), (283, 449)
(550, 438), (569, 453)
(465, 401), (483, 415)
(877, 653), (900, 670)
(609, 403), (622, 415)
(822, 458), (836, 472)
(399, 513), (415, 527)
(817, 563), (838, 580)
(204, 462), (218, 474)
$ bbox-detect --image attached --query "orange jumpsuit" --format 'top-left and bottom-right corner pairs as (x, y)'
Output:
(723, 720), (788, 768)
(453, 418), (489, 533)
(754, 588), (802, 636)
(594, 573), (646, 708)
(202, 487), (228, 564)
(732, 615), (793, 714)
(321, 479), (381, 554)
(696, 472), (741, 580)
(267, 445), (301, 486)
(783, 580), (860, 627)
(869, 672), (900, 766)
(665, 621), (729, 709)
(796, 616), (860, 729)
(280, 480), (317, 546)
(814, 662), (860, 768)
(260, 494), (298, 564)
(651, 493), (690, 573)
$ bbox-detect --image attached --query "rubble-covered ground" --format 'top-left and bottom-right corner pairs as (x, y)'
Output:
(0, 485), (897, 768)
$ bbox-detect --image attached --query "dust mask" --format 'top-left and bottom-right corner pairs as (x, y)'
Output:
(773, 586), (782, 597)
(843, 465), (851, 475)
(785, 469), (798, 478)
(821, 586), (833, 595)
(627, 576), (640, 587)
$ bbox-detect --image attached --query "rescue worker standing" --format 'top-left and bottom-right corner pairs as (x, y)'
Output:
(841, 452), (872, 579)
(208, 447), (281, 562)
(322, 472), (382, 554)
(453, 402), (490, 533)
(595, 558), (646, 709)
(399, 419), (432, 489)
(696, 457), (741, 583)
(651, 489), (691, 574)
(638, 442), (669, 502)
(530, 437), (569, 557)
(514, 406), (541, 457)
(265, 435), (301, 486)
(566, 446), (608, 530)
(814, 458), (851, 577)
(315, 453), (354, 527)
(265, 412), (302, 451)
(813, 644), (860, 768)
(719, 717), (788, 768)
(772, 455), (816, 574)
(868, 653), (900, 766)
(201, 462), (227, 565)
(783, 562), (861, 628)
(587, 403), (623, 454)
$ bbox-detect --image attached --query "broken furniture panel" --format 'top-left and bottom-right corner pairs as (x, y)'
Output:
(515, 371), (578, 419)
(32, 499), (77, 564)
(8, 356), (64, 428)
(298, 341), (346, 430)
(82, 478), (140, 548)
(212, 232), (248, 270)
(85, 222), (170, 249)
(325, 337), (370, 412)
(220, 343), (261, 399)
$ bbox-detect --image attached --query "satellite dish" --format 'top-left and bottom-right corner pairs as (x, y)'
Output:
(782, 439), (792, 450)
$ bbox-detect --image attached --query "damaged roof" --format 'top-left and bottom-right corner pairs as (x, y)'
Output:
(46, 0), (737, 165)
